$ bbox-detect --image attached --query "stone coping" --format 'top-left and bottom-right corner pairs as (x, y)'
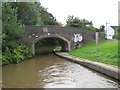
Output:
(55, 52), (120, 81)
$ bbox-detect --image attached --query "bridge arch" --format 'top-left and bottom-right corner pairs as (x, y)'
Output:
(31, 34), (71, 54)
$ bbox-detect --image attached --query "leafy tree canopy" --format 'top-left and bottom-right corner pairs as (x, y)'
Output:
(10, 2), (60, 26)
(2, 2), (24, 41)
(100, 25), (105, 32)
(66, 15), (96, 31)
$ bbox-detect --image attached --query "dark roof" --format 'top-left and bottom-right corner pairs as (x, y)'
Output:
(110, 26), (118, 30)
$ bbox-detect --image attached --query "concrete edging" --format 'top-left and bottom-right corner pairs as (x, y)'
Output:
(55, 52), (120, 81)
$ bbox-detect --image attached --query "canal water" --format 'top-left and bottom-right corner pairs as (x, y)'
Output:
(2, 54), (120, 88)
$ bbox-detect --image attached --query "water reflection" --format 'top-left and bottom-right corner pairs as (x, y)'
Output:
(2, 54), (120, 88)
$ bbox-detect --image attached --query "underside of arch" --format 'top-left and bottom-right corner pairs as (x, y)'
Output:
(31, 35), (71, 54)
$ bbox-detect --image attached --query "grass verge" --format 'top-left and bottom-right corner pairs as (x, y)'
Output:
(69, 40), (119, 67)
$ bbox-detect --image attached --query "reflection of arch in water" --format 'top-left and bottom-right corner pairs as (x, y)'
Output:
(31, 35), (71, 54)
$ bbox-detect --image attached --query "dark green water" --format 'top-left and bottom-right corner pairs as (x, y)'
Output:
(2, 54), (120, 88)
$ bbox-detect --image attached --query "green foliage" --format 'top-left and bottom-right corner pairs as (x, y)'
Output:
(2, 41), (33, 65)
(40, 8), (59, 25)
(10, 2), (59, 26)
(2, 2), (61, 65)
(2, 2), (33, 65)
(54, 46), (62, 51)
(69, 40), (119, 67)
(113, 26), (120, 40)
(2, 2), (24, 41)
(66, 15), (96, 31)
(10, 2), (43, 26)
(113, 34), (120, 40)
(100, 25), (105, 32)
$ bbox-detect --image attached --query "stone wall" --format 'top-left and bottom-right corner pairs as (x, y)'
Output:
(20, 26), (105, 53)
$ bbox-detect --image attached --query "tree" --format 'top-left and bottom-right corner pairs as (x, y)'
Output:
(66, 15), (95, 31)
(113, 26), (120, 40)
(40, 7), (59, 26)
(2, 2), (33, 65)
(2, 2), (24, 41)
(10, 2), (60, 26)
(10, 2), (43, 26)
(100, 25), (105, 32)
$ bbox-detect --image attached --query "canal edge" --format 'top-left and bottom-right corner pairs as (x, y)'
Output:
(55, 52), (120, 81)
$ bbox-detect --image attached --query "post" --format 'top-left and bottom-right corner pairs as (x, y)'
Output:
(105, 22), (110, 39)
(105, 22), (107, 39)
(96, 29), (99, 45)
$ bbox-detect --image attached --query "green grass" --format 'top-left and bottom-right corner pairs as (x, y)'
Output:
(69, 40), (120, 67)
(55, 46), (62, 51)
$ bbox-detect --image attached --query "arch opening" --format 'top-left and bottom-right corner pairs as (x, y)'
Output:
(32, 35), (71, 55)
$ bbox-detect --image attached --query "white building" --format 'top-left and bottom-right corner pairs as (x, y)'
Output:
(118, 1), (120, 26)
(106, 26), (115, 39)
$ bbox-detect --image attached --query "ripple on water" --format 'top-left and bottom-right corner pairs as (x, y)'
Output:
(44, 77), (77, 88)
(2, 55), (120, 88)
(39, 61), (119, 88)
(40, 63), (77, 88)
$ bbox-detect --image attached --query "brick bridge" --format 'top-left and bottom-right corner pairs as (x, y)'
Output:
(21, 26), (96, 54)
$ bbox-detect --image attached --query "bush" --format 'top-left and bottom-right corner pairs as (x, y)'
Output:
(113, 27), (120, 40)
(2, 41), (33, 65)
(113, 33), (120, 40)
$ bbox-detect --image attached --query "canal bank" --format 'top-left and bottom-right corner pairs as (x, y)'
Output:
(55, 52), (120, 81)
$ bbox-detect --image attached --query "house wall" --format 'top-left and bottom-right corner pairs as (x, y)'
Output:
(107, 26), (115, 39)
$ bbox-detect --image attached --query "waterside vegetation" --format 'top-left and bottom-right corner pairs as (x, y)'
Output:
(69, 40), (119, 67)
(2, 2), (59, 65)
